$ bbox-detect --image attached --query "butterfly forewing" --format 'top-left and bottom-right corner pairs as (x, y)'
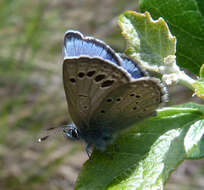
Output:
(64, 30), (122, 66)
(89, 77), (167, 133)
(63, 57), (131, 130)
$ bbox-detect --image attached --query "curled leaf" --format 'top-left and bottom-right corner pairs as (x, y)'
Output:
(118, 11), (176, 73)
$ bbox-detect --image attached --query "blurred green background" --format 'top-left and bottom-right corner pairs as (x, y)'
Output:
(0, 0), (203, 190)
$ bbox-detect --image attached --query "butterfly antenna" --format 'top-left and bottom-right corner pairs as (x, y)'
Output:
(38, 135), (49, 142)
(37, 125), (68, 143)
(46, 125), (68, 131)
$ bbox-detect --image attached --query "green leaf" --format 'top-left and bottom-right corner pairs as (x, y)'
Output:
(184, 120), (204, 158)
(75, 103), (204, 190)
(195, 0), (204, 17)
(175, 103), (204, 158)
(200, 64), (204, 79)
(118, 11), (176, 73)
(193, 80), (204, 99)
(139, 0), (204, 76)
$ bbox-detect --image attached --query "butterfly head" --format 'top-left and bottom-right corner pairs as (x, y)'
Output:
(63, 123), (80, 140)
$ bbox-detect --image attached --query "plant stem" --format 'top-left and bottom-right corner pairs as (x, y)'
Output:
(178, 71), (195, 91)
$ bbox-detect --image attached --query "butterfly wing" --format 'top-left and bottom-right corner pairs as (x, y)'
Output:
(64, 30), (122, 66)
(63, 57), (131, 130)
(89, 77), (167, 133)
(63, 30), (131, 130)
(63, 30), (167, 137)
(119, 54), (148, 78)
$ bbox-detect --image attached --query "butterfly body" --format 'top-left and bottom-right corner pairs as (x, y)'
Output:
(62, 30), (167, 154)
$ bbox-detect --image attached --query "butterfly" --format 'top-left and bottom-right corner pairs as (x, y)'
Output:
(62, 30), (167, 156)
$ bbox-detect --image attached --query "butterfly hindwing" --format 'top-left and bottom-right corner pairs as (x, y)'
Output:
(89, 77), (167, 133)
(63, 57), (131, 130)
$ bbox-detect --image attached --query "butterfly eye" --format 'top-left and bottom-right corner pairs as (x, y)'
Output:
(71, 128), (79, 139)
(130, 93), (135, 96)
(133, 107), (137, 110)
(63, 127), (80, 140)
(135, 95), (141, 98)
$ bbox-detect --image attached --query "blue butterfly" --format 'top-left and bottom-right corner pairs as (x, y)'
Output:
(62, 30), (167, 156)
